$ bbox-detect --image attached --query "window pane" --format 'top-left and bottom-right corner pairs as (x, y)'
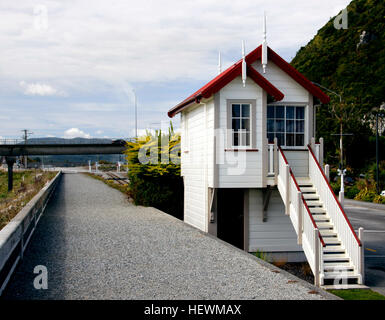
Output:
(296, 107), (305, 119)
(286, 106), (294, 119)
(267, 133), (274, 143)
(267, 106), (274, 119)
(232, 119), (240, 131)
(296, 120), (304, 133)
(276, 106), (284, 118)
(241, 119), (250, 130)
(232, 104), (240, 117)
(267, 120), (274, 132)
(276, 133), (284, 146)
(276, 120), (284, 132)
(241, 104), (250, 117)
(233, 132), (239, 146)
(295, 134), (304, 146)
(286, 120), (294, 133)
(286, 133), (294, 146)
(240, 132), (250, 146)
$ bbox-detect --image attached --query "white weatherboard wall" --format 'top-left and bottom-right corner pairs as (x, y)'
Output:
(252, 61), (309, 102)
(284, 150), (309, 177)
(217, 76), (264, 188)
(248, 189), (302, 252)
(181, 99), (214, 232)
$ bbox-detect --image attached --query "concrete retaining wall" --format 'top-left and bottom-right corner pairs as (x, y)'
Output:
(0, 171), (62, 295)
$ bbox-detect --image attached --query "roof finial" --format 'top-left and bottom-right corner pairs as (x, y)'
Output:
(262, 12), (268, 74)
(242, 40), (246, 87)
(218, 51), (222, 75)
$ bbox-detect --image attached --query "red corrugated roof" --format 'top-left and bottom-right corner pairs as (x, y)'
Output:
(168, 45), (329, 118)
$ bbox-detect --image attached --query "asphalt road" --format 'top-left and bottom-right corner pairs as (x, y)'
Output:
(344, 199), (385, 295)
(1, 173), (332, 300)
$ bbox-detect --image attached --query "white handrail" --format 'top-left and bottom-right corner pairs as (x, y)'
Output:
(277, 147), (325, 285)
(308, 144), (363, 283)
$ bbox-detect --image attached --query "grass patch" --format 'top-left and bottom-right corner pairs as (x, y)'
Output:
(0, 169), (58, 231)
(83, 173), (130, 196)
(328, 289), (385, 300)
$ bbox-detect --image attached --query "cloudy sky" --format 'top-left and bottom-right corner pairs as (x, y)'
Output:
(0, 0), (351, 139)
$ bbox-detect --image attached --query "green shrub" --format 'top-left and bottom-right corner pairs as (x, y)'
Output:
(255, 250), (269, 261)
(345, 185), (360, 199)
(330, 181), (340, 195)
(124, 123), (183, 219)
(354, 188), (377, 202)
(373, 195), (385, 204)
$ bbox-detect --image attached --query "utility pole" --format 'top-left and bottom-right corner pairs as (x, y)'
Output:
(133, 89), (138, 139)
(375, 103), (385, 194)
(21, 129), (33, 169)
(312, 82), (347, 202)
(331, 133), (353, 205)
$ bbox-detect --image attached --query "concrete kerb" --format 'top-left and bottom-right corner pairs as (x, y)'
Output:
(0, 171), (62, 295)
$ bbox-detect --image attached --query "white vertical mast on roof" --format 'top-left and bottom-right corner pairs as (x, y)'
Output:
(242, 40), (246, 87)
(218, 51), (222, 75)
(262, 12), (268, 74)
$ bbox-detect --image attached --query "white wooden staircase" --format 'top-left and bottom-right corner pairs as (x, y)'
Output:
(270, 139), (365, 289)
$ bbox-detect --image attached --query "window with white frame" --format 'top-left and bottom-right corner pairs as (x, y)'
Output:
(267, 105), (305, 147)
(231, 103), (251, 147)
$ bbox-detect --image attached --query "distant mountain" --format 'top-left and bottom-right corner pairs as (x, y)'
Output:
(25, 137), (114, 144)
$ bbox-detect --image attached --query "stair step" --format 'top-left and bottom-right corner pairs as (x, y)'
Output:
(321, 284), (369, 290)
(310, 207), (327, 214)
(303, 193), (319, 200)
(313, 215), (330, 222)
(300, 187), (316, 193)
(297, 178), (312, 186)
(317, 222), (334, 229)
(320, 230), (338, 237)
(306, 200), (323, 207)
(323, 238), (341, 245)
(323, 271), (358, 279)
(323, 246), (345, 253)
(324, 264), (354, 272)
(323, 254), (349, 262)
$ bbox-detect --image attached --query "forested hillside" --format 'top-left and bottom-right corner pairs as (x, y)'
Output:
(291, 0), (384, 176)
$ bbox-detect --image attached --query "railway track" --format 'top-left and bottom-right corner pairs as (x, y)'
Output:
(105, 172), (129, 186)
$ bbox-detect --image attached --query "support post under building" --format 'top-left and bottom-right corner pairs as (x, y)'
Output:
(6, 156), (16, 192)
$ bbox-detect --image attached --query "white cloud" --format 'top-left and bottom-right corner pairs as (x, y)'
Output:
(63, 128), (91, 139)
(96, 130), (103, 135)
(19, 81), (61, 96)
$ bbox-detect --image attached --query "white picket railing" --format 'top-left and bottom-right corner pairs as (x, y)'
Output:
(277, 148), (289, 214)
(277, 146), (325, 285)
(268, 144), (274, 176)
(301, 199), (324, 286)
(308, 144), (363, 283)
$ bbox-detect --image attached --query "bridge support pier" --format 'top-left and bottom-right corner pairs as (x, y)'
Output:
(5, 156), (16, 192)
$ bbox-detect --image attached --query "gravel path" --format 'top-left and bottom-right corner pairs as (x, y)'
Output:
(2, 173), (334, 300)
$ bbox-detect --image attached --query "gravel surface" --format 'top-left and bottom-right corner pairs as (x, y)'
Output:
(2, 173), (333, 300)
